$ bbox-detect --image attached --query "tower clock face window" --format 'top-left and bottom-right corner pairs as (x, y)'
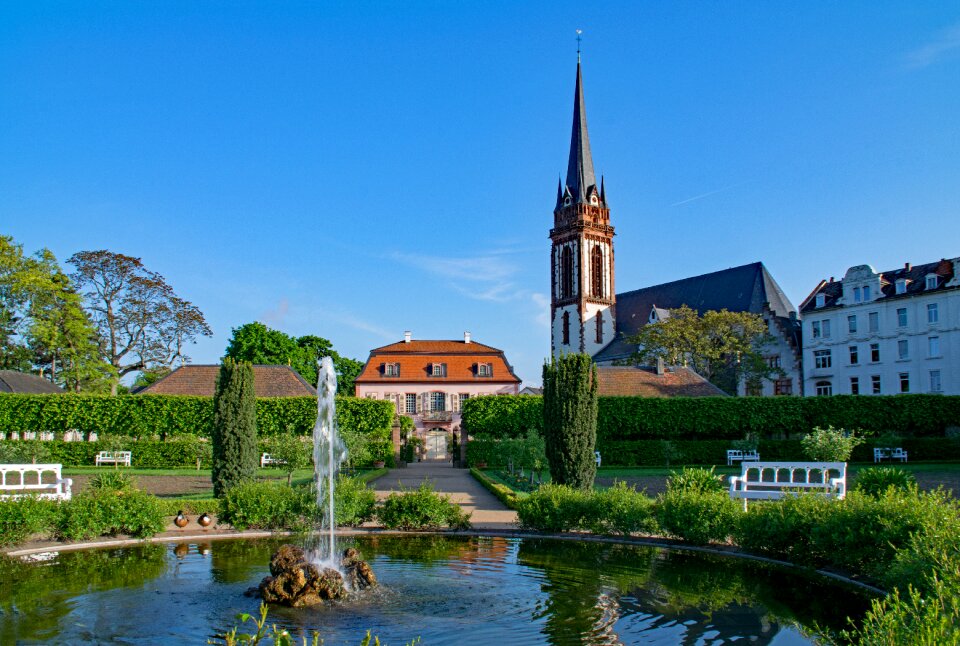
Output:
(590, 246), (604, 298)
(560, 246), (574, 299)
(590, 195), (598, 205)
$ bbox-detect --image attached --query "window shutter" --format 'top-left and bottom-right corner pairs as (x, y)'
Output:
(451, 393), (459, 412)
(488, 363), (493, 377)
(415, 393), (423, 413)
(421, 392), (429, 413)
(442, 363), (448, 377)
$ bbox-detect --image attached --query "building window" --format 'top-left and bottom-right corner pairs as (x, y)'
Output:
(897, 308), (907, 327)
(815, 293), (825, 308)
(850, 376), (860, 395)
(595, 312), (603, 343)
(460, 393), (470, 408)
(849, 346), (859, 365)
(863, 285), (871, 300)
(774, 379), (792, 395)
(384, 362), (400, 377)
(405, 393), (417, 414)
(431, 363), (447, 377)
(930, 370), (942, 393)
(853, 286), (862, 303)
(847, 315), (857, 334)
(926, 275), (938, 290)
(477, 363), (493, 377)
(928, 303), (939, 323)
(590, 246), (604, 298)
(870, 343), (880, 362)
(767, 355), (781, 369)
(822, 319), (831, 338)
(895, 279), (907, 295)
(815, 381), (833, 396)
(872, 375), (881, 394)
(814, 349), (832, 369)
(899, 373), (910, 393)
(430, 392), (446, 412)
(868, 312), (879, 332)
(562, 311), (570, 345)
(898, 339), (909, 360)
(929, 336), (940, 357)
(560, 246), (574, 299)
(812, 321), (821, 338)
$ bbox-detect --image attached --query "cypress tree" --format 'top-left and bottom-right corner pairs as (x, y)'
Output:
(542, 353), (598, 490)
(211, 358), (258, 497)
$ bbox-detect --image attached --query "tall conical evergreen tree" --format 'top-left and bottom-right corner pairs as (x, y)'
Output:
(542, 353), (598, 490)
(212, 358), (258, 497)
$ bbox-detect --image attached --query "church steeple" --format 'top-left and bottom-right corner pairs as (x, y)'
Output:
(564, 61), (598, 205)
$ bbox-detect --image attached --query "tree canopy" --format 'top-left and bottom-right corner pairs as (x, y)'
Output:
(224, 322), (364, 394)
(69, 249), (212, 394)
(625, 306), (782, 395)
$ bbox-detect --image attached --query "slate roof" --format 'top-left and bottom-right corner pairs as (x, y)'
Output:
(355, 339), (521, 385)
(0, 370), (64, 394)
(138, 365), (316, 397)
(595, 366), (727, 397)
(593, 261), (799, 363)
(800, 258), (958, 313)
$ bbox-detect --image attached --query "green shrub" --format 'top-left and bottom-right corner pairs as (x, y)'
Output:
(87, 470), (137, 492)
(0, 497), (58, 545)
(841, 578), (960, 646)
(262, 433), (312, 485)
(217, 481), (312, 531)
(332, 475), (376, 527)
(376, 481), (471, 530)
(470, 468), (520, 509)
(515, 484), (588, 532)
(212, 359), (258, 498)
(883, 496), (960, 595)
(656, 488), (739, 545)
(155, 498), (218, 516)
(56, 489), (166, 540)
(0, 439), (51, 464)
(733, 494), (832, 565)
(582, 482), (657, 536)
(853, 467), (918, 497)
(542, 354), (598, 490)
(800, 426), (866, 461)
(666, 466), (725, 494)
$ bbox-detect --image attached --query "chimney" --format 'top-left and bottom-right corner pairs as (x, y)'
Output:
(829, 277), (834, 283)
(464, 331), (471, 344)
(905, 262), (912, 272)
(403, 331), (411, 343)
(655, 357), (665, 375)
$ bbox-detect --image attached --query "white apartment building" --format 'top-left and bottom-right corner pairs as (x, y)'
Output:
(801, 258), (960, 396)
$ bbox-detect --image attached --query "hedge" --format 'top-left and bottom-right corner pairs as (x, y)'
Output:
(461, 394), (960, 441)
(0, 394), (394, 439)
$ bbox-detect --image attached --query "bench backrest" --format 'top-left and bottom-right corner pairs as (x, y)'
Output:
(740, 461), (846, 485)
(0, 464), (64, 489)
(98, 451), (131, 458)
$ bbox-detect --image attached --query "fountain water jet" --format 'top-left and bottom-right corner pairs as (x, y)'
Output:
(312, 356), (347, 566)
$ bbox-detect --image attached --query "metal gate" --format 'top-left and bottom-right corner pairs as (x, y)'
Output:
(424, 431), (447, 461)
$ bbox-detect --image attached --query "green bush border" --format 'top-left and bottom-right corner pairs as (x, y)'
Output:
(470, 468), (521, 509)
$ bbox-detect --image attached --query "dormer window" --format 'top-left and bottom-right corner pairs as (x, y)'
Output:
(926, 275), (938, 290)
(863, 285), (871, 300)
(853, 286), (861, 303)
(477, 363), (493, 377)
(430, 363), (447, 377)
(383, 362), (401, 377)
(815, 293), (825, 308)
(563, 196), (571, 206)
(895, 279), (907, 295)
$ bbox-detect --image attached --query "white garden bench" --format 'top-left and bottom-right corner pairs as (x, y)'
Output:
(726, 449), (760, 466)
(729, 461), (847, 510)
(260, 453), (287, 468)
(0, 464), (73, 500)
(95, 451), (131, 467)
(874, 447), (908, 463)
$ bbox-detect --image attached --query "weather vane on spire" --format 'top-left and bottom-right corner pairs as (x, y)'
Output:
(576, 29), (583, 61)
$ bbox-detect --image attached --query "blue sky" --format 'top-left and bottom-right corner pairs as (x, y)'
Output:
(2, 2), (959, 386)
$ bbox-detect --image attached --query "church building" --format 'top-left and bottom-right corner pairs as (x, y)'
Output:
(550, 58), (801, 396)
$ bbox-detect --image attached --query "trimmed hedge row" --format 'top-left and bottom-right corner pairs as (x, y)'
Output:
(461, 394), (960, 440)
(0, 394), (395, 439)
(467, 436), (960, 467)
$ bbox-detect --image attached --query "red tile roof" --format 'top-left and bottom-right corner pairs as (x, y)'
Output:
(595, 366), (727, 397)
(138, 365), (316, 397)
(355, 339), (520, 385)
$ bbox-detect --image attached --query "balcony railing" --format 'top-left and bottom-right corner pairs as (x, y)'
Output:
(421, 411), (453, 422)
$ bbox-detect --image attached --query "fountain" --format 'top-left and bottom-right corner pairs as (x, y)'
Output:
(256, 357), (376, 606)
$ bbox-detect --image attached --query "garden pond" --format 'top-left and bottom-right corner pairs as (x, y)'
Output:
(0, 535), (873, 644)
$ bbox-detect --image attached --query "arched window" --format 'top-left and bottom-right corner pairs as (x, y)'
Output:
(560, 246), (574, 299)
(562, 311), (570, 345)
(591, 246), (604, 298)
(595, 311), (603, 344)
(815, 381), (833, 397)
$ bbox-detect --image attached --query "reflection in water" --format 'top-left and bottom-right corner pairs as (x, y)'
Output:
(0, 536), (872, 645)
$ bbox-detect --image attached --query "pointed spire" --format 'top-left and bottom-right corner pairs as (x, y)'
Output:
(600, 176), (606, 204)
(565, 60), (597, 204)
(556, 177), (563, 208)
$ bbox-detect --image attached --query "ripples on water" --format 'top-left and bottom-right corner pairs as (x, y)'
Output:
(0, 536), (872, 644)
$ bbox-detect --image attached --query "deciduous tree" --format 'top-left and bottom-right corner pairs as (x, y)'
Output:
(69, 250), (212, 395)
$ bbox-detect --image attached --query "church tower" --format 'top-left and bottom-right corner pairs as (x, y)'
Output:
(550, 58), (616, 357)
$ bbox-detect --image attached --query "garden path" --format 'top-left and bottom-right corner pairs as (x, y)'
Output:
(371, 462), (517, 530)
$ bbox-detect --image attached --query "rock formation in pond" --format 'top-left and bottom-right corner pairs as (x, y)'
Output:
(257, 545), (376, 607)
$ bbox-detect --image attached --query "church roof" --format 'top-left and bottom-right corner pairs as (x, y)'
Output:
(0, 370), (64, 394)
(594, 262), (799, 363)
(138, 365), (316, 397)
(562, 60), (599, 206)
(595, 366), (727, 397)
